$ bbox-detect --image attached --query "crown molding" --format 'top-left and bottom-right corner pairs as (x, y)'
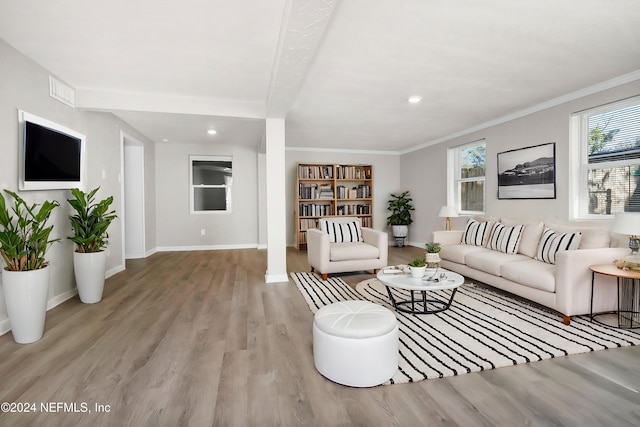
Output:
(400, 70), (640, 155)
(286, 146), (399, 155)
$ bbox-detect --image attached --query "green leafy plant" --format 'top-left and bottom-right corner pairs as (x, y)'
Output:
(0, 190), (60, 271)
(67, 187), (117, 253)
(408, 257), (426, 268)
(386, 191), (414, 226)
(426, 242), (441, 253)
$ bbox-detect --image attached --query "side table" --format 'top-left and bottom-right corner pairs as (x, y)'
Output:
(589, 264), (640, 329)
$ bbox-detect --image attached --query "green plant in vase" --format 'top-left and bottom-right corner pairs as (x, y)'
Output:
(67, 187), (117, 304)
(0, 190), (60, 343)
(425, 242), (442, 268)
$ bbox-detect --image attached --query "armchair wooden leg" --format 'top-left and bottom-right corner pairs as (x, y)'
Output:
(321, 273), (328, 281)
(563, 315), (570, 325)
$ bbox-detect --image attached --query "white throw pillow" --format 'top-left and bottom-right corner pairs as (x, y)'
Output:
(535, 227), (582, 264)
(487, 222), (524, 255)
(462, 218), (494, 247)
(319, 219), (363, 243)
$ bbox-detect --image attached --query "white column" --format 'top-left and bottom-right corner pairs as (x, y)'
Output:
(264, 118), (288, 283)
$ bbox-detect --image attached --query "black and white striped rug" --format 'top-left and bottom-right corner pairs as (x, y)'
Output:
(291, 272), (640, 384)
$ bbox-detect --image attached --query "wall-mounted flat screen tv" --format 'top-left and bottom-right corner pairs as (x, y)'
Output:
(19, 110), (85, 191)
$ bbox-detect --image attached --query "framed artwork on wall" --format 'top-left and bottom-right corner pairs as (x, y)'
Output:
(497, 142), (556, 199)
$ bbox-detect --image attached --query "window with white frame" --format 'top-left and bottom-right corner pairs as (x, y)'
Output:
(448, 140), (486, 214)
(189, 155), (233, 214)
(571, 98), (640, 219)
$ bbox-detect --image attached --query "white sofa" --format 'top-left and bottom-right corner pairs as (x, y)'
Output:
(307, 217), (388, 280)
(433, 218), (630, 324)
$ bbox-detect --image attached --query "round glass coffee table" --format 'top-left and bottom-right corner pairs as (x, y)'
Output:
(376, 267), (464, 314)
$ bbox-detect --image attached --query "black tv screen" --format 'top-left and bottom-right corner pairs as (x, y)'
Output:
(24, 121), (81, 181)
(19, 111), (85, 191)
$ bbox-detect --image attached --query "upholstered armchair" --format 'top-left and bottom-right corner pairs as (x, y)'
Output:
(307, 217), (388, 280)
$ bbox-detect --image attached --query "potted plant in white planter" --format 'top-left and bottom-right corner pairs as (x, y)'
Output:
(425, 242), (441, 268)
(67, 187), (117, 304)
(0, 190), (60, 344)
(408, 257), (427, 278)
(386, 191), (414, 247)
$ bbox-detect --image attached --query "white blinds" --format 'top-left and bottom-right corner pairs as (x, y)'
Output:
(579, 100), (640, 217)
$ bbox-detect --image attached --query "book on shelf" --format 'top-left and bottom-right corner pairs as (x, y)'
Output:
(299, 183), (318, 199)
(299, 203), (332, 217)
(336, 203), (370, 216)
(318, 183), (334, 199)
(298, 164), (333, 179)
(336, 184), (370, 199)
(336, 165), (371, 180)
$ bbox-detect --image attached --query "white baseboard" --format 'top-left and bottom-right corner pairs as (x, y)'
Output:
(47, 288), (78, 310)
(106, 264), (126, 278)
(265, 273), (289, 283)
(156, 243), (259, 252)
(0, 319), (10, 337)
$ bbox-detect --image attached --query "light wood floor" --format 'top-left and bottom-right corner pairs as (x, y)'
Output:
(1, 246), (639, 426)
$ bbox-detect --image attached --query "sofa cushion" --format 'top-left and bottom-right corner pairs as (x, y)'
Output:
(535, 227), (582, 264)
(546, 223), (609, 249)
(462, 218), (494, 246)
(465, 251), (530, 276)
(329, 242), (379, 261)
(501, 218), (544, 258)
(487, 222), (524, 255)
(501, 259), (556, 293)
(319, 219), (363, 243)
(440, 244), (491, 264)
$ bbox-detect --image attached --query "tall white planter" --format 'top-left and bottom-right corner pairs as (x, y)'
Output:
(2, 266), (50, 344)
(73, 251), (107, 304)
(391, 225), (409, 247)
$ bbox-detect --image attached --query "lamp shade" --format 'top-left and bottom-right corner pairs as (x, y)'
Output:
(611, 212), (640, 236)
(438, 206), (458, 218)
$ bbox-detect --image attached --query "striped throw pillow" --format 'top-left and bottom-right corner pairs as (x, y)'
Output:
(487, 222), (524, 254)
(319, 219), (363, 243)
(462, 219), (494, 246)
(535, 228), (582, 264)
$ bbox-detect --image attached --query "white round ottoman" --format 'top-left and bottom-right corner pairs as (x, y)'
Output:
(313, 300), (398, 387)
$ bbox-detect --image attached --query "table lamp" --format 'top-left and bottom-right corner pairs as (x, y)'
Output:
(438, 206), (458, 231)
(611, 212), (640, 262)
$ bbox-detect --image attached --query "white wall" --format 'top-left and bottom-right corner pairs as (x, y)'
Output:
(0, 39), (156, 335)
(155, 141), (260, 249)
(285, 149), (401, 246)
(401, 79), (640, 248)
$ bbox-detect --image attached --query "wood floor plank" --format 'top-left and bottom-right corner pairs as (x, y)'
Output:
(0, 246), (639, 426)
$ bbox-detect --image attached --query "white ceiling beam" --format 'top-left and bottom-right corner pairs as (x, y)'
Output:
(76, 88), (265, 119)
(266, 0), (339, 118)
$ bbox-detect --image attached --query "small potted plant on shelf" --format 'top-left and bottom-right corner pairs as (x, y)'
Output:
(408, 257), (427, 278)
(425, 242), (441, 268)
(67, 187), (117, 304)
(0, 190), (60, 344)
(386, 191), (414, 247)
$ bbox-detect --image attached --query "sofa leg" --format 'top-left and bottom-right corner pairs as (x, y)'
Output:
(321, 273), (328, 281)
(563, 315), (570, 325)
(373, 269), (379, 275)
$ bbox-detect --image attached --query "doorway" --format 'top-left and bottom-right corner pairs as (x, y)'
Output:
(121, 132), (146, 259)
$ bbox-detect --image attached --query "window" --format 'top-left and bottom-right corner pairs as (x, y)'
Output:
(572, 98), (640, 219)
(448, 140), (486, 214)
(189, 155), (233, 213)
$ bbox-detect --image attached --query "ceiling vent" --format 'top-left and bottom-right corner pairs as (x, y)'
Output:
(49, 76), (75, 108)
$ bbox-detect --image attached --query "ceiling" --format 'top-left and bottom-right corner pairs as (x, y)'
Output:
(1, 0), (640, 152)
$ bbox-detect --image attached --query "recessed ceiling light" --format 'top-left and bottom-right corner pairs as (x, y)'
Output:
(408, 96), (422, 104)
(162, 138), (169, 143)
(207, 129), (217, 135)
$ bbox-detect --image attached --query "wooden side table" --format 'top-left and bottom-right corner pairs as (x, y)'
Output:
(589, 264), (640, 329)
